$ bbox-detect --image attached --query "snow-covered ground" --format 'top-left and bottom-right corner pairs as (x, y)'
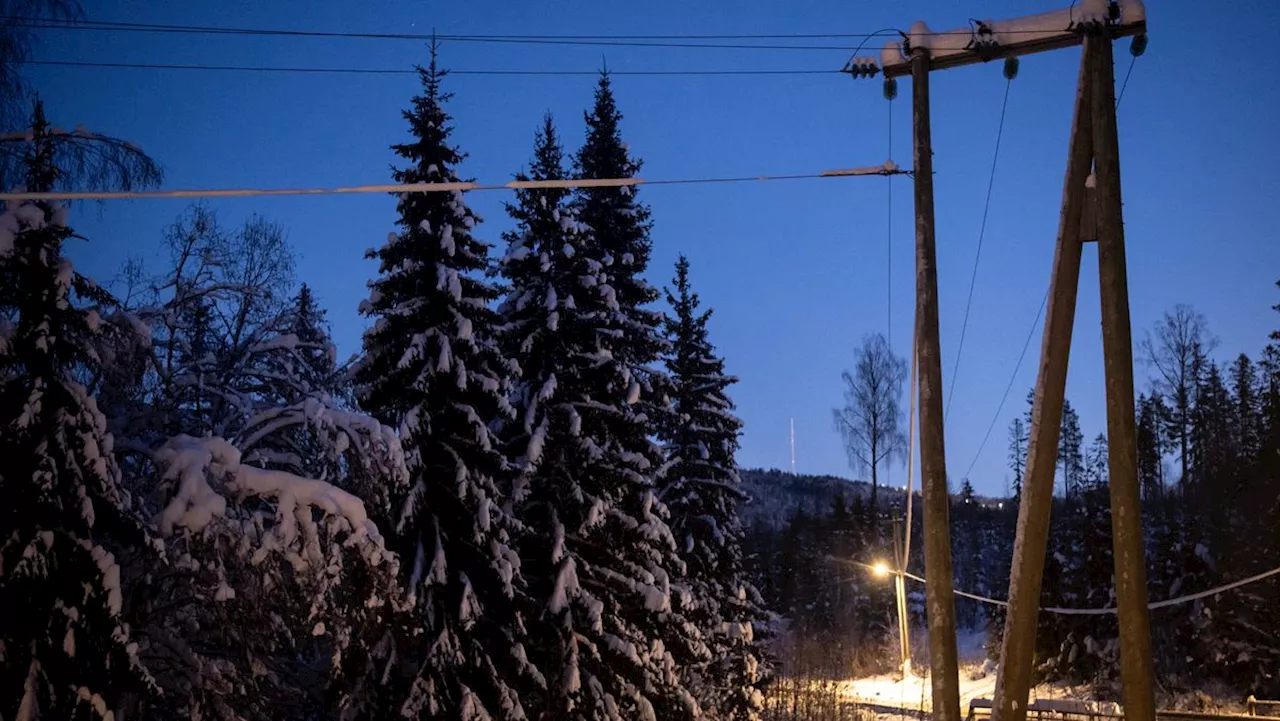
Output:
(836, 629), (1095, 715)
(837, 665), (1099, 715)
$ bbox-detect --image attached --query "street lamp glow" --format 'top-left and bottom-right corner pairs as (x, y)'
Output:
(872, 561), (891, 577)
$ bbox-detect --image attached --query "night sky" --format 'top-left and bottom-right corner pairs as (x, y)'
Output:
(27, 0), (1280, 496)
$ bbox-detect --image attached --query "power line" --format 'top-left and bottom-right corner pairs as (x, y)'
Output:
(13, 17), (903, 40)
(844, 558), (1280, 616)
(9, 16), (1109, 49)
(961, 290), (1048, 482)
(961, 63), (1141, 483)
(9, 18), (871, 51)
(0, 164), (909, 201)
(1116, 54), (1138, 107)
(945, 76), (1013, 423)
(26, 59), (840, 77)
(905, 565), (1280, 616)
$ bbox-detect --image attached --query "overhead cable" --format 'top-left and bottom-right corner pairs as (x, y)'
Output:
(9, 16), (1120, 48)
(945, 76), (1013, 424)
(26, 59), (840, 77)
(843, 559), (1280, 617)
(961, 291), (1048, 483)
(0, 164), (909, 202)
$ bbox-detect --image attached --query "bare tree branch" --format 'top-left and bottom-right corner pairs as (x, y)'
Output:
(0, 0), (82, 131)
(832, 333), (907, 508)
(1139, 304), (1215, 486)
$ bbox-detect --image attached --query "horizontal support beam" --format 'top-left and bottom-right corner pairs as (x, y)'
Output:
(821, 160), (904, 176)
(882, 22), (1145, 79)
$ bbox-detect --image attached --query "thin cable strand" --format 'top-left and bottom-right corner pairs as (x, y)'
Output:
(945, 77), (1013, 425)
(961, 57), (1139, 482)
(841, 559), (1280, 616)
(26, 59), (842, 76)
(9, 16), (1102, 43)
(1116, 54), (1138, 107)
(961, 290), (1048, 482)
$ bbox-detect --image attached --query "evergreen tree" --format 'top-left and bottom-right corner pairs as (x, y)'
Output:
(285, 283), (340, 396)
(1136, 394), (1162, 503)
(659, 255), (765, 720)
(1229, 354), (1260, 461)
(1024, 387), (1037, 435)
(1082, 433), (1109, 491)
(1007, 417), (1028, 498)
(1189, 359), (1234, 535)
(356, 49), (527, 719)
(1058, 400), (1084, 501)
(952, 480), (982, 627)
(0, 100), (152, 721)
(1260, 284), (1280, 484)
(1058, 433), (1118, 681)
(500, 115), (703, 719)
(571, 72), (666, 393)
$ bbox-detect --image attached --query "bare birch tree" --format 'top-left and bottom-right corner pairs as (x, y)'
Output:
(1140, 304), (1215, 488)
(832, 333), (907, 510)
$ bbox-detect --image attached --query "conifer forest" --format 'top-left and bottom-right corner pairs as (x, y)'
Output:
(2, 2), (1279, 720)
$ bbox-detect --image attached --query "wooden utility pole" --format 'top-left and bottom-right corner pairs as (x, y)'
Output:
(892, 516), (912, 677)
(992, 46), (1092, 721)
(856, 6), (1150, 718)
(911, 46), (962, 721)
(1089, 31), (1157, 721)
(993, 29), (1155, 721)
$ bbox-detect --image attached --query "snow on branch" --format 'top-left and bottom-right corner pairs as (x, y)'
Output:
(155, 434), (237, 536)
(153, 434), (391, 562)
(237, 464), (382, 545)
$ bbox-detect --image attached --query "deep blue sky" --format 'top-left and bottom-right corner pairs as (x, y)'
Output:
(27, 0), (1280, 496)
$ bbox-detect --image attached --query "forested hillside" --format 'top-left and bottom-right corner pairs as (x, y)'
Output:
(743, 294), (1280, 699)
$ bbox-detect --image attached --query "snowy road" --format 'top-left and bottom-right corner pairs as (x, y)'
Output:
(838, 665), (1091, 716)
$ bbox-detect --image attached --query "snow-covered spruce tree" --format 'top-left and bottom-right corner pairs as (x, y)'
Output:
(658, 255), (765, 720)
(0, 100), (152, 721)
(571, 72), (671, 432)
(500, 115), (705, 720)
(1043, 434), (1119, 683)
(354, 49), (528, 720)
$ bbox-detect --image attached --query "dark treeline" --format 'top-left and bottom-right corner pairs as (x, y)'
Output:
(744, 292), (1280, 700)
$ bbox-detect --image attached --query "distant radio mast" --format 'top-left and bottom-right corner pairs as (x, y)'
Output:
(790, 418), (796, 474)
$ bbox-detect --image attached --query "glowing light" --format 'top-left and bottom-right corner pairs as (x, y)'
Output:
(872, 561), (891, 577)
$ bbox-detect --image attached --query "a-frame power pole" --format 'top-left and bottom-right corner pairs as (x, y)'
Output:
(991, 33), (1157, 721)
(850, 4), (1150, 721)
